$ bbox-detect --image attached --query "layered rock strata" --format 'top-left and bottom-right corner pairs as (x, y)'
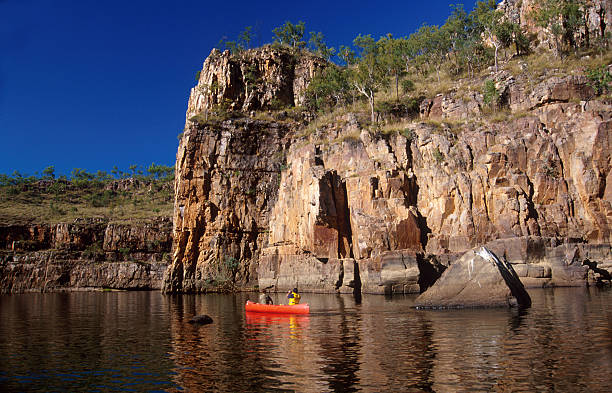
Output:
(499, 0), (612, 50)
(163, 117), (294, 292)
(0, 218), (172, 293)
(186, 46), (326, 119)
(165, 46), (612, 295)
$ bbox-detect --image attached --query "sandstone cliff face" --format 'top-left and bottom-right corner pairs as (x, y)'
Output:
(164, 47), (612, 295)
(0, 218), (172, 293)
(186, 46), (326, 119)
(499, 0), (612, 49)
(259, 98), (611, 293)
(163, 116), (294, 292)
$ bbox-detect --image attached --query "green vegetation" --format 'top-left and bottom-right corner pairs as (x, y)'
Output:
(0, 164), (174, 224)
(351, 34), (390, 123)
(433, 147), (445, 164)
(304, 65), (351, 112)
(482, 79), (500, 109)
(309, 31), (335, 60)
(202, 255), (242, 292)
(543, 160), (559, 178)
(530, 0), (586, 57)
(203, 2), (609, 136)
(586, 65), (612, 96)
(217, 26), (257, 54)
(273, 21), (306, 49)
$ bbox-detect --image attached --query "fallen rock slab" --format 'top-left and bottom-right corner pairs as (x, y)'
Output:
(415, 247), (531, 309)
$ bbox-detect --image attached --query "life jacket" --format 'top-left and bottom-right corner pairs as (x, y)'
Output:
(288, 291), (301, 305)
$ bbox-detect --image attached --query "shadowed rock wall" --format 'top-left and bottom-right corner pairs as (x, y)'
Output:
(1, 218), (172, 293)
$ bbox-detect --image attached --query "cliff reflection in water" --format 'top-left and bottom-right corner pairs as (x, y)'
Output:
(0, 291), (178, 392)
(166, 288), (612, 392)
(1, 288), (610, 392)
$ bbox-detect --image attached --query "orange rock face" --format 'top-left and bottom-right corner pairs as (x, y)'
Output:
(1, 218), (172, 293)
(164, 46), (612, 295)
(186, 46), (326, 119)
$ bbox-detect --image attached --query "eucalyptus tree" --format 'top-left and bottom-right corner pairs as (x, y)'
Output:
(421, 24), (451, 82)
(272, 21), (306, 49)
(351, 34), (389, 123)
(338, 45), (357, 66)
(378, 34), (406, 99)
(305, 65), (351, 111)
(443, 4), (472, 75)
(238, 26), (254, 49)
(473, 0), (505, 72)
(308, 31), (336, 60)
(530, 0), (586, 56)
(397, 36), (417, 74)
(407, 27), (430, 77)
(42, 166), (56, 180)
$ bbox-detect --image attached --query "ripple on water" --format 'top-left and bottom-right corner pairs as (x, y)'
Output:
(0, 288), (611, 392)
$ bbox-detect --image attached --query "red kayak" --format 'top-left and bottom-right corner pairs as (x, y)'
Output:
(245, 300), (310, 314)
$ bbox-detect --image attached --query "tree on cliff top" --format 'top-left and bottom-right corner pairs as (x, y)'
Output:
(272, 21), (306, 49)
(351, 34), (389, 123)
(530, 0), (586, 56)
(309, 31), (335, 60)
(473, 0), (505, 72)
(42, 166), (56, 180)
(377, 34), (406, 99)
(216, 26), (256, 54)
(305, 65), (351, 112)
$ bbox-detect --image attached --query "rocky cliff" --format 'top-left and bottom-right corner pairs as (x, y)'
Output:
(0, 218), (172, 293)
(163, 46), (612, 294)
(186, 46), (326, 119)
(499, 0), (612, 49)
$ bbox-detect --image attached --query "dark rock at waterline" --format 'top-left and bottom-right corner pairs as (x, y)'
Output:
(583, 258), (612, 286)
(188, 315), (213, 325)
(415, 247), (531, 309)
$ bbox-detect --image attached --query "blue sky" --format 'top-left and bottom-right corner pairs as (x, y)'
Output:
(0, 0), (478, 177)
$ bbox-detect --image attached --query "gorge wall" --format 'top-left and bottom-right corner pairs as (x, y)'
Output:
(163, 45), (612, 294)
(499, 0), (612, 49)
(0, 218), (172, 293)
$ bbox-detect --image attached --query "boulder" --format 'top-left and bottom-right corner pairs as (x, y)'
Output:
(188, 315), (213, 325)
(415, 247), (531, 308)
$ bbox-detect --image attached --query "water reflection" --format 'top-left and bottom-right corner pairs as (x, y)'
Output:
(166, 289), (612, 392)
(0, 291), (178, 392)
(1, 288), (611, 392)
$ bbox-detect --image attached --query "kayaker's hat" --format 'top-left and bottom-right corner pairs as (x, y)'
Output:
(293, 288), (298, 293)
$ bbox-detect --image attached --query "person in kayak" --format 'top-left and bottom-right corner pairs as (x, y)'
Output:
(287, 288), (301, 305)
(259, 289), (273, 305)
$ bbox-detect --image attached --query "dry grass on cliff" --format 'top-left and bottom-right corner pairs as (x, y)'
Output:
(297, 101), (368, 140)
(378, 120), (417, 137)
(514, 50), (612, 80)
(0, 182), (174, 225)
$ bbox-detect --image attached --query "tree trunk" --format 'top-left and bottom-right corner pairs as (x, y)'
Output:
(494, 45), (499, 73)
(585, 12), (590, 48)
(395, 74), (399, 100)
(554, 36), (561, 58)
(515, 36), (520, 56)
(369, 95), (375, 123)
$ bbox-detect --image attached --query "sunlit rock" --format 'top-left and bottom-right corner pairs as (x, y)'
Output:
(415, 247), (531, 308)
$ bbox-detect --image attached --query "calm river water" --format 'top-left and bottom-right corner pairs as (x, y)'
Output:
(0, 288), (611, 392)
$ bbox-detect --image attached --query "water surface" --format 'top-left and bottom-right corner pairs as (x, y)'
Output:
(1, 288), (611, 392)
